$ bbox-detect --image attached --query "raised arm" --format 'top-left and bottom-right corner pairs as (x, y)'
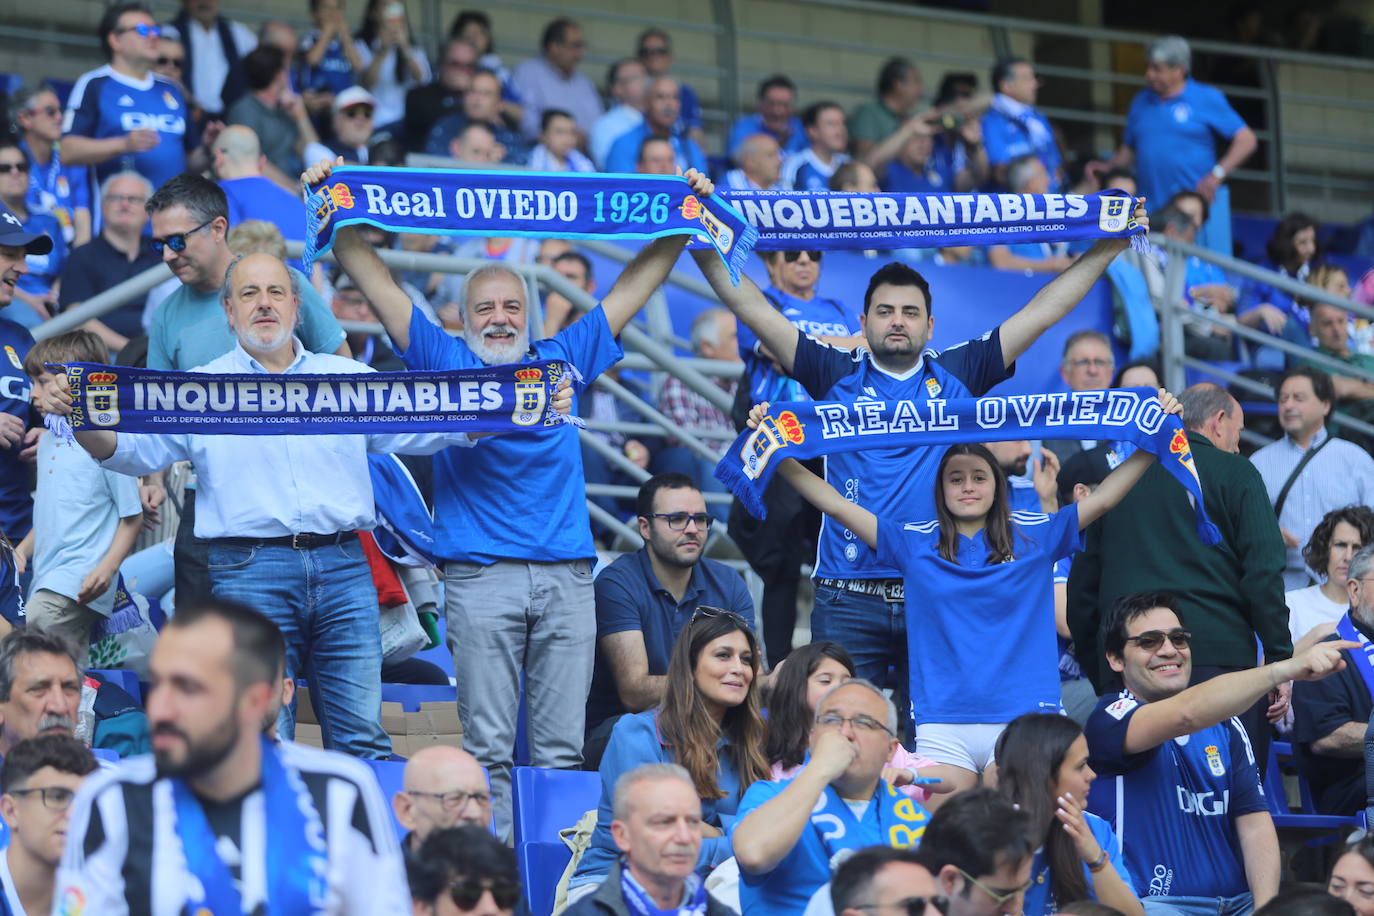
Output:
(733, 731), (855, 873)
(1074, 389), (1182, 529)
(599, 233), (690, 337)
(691, 251), (803, 375)
(301, 158), (417, 351)
(776, 459), (878, 549)
(998, 198), (1147, 367)
(1120, 640), (1357, 754)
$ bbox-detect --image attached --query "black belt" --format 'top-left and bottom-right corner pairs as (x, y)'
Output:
(816, 577), (905, 601)
(217, 531), (358, 550)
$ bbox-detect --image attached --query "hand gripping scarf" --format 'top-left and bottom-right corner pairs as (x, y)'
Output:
(715, 387), (1222, 545)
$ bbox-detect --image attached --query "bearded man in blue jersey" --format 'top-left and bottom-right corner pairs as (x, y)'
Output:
(1085, 591), (1356, 916)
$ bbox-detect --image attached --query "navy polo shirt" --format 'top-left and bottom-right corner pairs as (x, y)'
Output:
(585, 549), (755, 732)
(1291, 631), (1372, 815)
(59, 235), (163, 340)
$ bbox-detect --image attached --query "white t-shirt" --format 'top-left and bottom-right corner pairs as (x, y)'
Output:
(1285, 584), (1347, 646)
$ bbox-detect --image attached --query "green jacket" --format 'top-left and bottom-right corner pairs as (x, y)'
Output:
(1067, 432), (1292, 689)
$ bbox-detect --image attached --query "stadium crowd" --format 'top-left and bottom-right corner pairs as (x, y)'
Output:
(0, 2), (1373, 915)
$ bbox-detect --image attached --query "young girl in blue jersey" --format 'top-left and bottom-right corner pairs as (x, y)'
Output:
(750, 389), (1180, 796)
(995, 713), (1144, 916)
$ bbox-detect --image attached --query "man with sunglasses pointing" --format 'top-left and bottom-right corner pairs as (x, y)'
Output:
(1085, 590), (1357, 916)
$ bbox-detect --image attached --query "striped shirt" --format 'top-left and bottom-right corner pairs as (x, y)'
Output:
(54, 743), (409, 915)
(1249, 427), (1374, 589)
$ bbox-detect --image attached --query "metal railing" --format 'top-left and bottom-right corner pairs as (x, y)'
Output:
(1156, 236), (1374, 445)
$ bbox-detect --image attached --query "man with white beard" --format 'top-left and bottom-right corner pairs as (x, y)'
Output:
(38, 252), (561, 760)
(304, 157), (710, 839)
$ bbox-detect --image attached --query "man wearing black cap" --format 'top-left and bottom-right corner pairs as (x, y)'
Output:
(0, 201), (53, 558)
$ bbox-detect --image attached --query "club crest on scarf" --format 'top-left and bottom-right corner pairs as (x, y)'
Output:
(511, 366), (547, 426)
(312, 182), (356, 232)
(1099, 195), (1131, 233)
(741, 409), (805, 480)
(1168, 428), (1200, 484)
(84, 371), (121, 427)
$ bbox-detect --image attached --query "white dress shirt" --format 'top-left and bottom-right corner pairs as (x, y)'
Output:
(100, 342), (469, 539)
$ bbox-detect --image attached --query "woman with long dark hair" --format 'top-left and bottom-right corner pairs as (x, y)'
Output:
(754, 391), (1177, 796)
(995, 713), (1143, 916)
(569, 609), (770, 896)
(763, 641), (946, 805)
(1239, 212), (1320, 347)
(1287, 506), (1374, 644)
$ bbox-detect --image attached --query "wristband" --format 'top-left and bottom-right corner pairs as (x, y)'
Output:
(1088, 850), (1110, 873)
(1210, 164), (1226, 181)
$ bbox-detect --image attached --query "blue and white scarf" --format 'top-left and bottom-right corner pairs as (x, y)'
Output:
(1336, 614), (1374, 697)
(720, 188), (1145, 252)
(171, 736), (329, 915)
(46, 360), (578, 436)
(620, 864), (708, 916)
(303, 166), (759, 283)
(716, 387), (1222, 545)
(809, 780), (928, 863)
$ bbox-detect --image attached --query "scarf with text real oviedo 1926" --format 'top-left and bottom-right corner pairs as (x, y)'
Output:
(45, 359), (578, 436)
(715, 387), (1221, 545)
(302, 166), (759, 282)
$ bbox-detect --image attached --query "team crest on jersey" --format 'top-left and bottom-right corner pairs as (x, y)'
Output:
(163, 91), (179, 110)
(85, 371), (120, 427)
(4, 345), (20, 370)
(1204, 744), (1225, 776)
(510, 366), (545, 426)
(925, 377), (941, 397)
(1098, 195), (1130, 233)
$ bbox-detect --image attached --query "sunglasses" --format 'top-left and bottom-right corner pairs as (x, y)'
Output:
(0, 162), (29, 174)
(117, 22), (161, 38)
(1124, 628), (1192, 652)
(640, 46), (670, 56)
(157, 56), (185, 68)
(783, 250), (822, 263)
(150, 218), (213, 254)
(341, 106), (374, 119)
(448, 877), (519, 911)
(691, 605), (748, 628)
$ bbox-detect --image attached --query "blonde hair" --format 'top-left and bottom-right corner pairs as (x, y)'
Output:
(1309, 263), (1349, 294)
(226, 220), (288, 259)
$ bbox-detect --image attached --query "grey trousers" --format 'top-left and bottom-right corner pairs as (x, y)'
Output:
(26, 589), (98, 668)
(445, 558), (596, 841)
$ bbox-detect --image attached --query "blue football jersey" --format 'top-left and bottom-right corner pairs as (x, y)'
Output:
(64, 66), (191, 188)
(0, 318), (34, 540)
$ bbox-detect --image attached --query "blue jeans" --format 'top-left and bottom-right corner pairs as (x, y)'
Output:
(1144, 893), (1252, 916)
(811, 584), (907, 697)
(207, 536), (390, 759)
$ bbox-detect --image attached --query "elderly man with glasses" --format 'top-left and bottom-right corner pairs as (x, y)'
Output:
(732, 679), (930, 916)
(1084, 591), (1355, 916)
(583, 473), (756, 770)
(394, 745), (493, 854)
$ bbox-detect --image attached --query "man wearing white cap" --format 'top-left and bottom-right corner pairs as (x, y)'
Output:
(305, 86), (377, 165)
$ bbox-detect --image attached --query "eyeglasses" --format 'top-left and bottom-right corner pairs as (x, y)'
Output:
(105, 193), (147, 206)
(406, 788), (491, 810)
(116, 22), (161, 38)
(8, 786), (76, 810)
(640, 46), (670, 56)
(1124, 628), (1192, 652)
(1066, 357), (1113, 370)
(815, 712), (893, 735)
(150, 218), (213, 254)
(24, 106), (61, 118)
(956, 868), (1031, 908)
(0, 162), (30, 174)
(643, 512), (713, 530)
(341, 106), (374, 119)
(449, 877), (520, 911)
(784, 250), (822, 263)
(854, 897), (951, 915)
(156, 56), (185, 68)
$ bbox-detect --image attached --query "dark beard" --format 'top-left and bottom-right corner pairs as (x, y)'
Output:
(154, 711), (241, 779)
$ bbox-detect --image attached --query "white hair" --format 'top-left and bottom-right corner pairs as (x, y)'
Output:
(1147, 35), (1191, 73)
(612, 763), (695, 820)
(815, 678), (899, 735)
(99, 170), (154, 202)
(690, 307), (730, 354)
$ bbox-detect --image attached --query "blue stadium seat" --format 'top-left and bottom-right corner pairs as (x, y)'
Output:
(511, 766), (600, 849)
(518, 840), (572, 916)
(381, 682), (456, 711)
(361, 757), (408, 842)
(1265, 741), (1358, 832)
(88, 668), (141, 704)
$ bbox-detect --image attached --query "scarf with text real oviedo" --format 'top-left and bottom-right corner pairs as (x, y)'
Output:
(715, 387), (1222, 545)
(46, 360), (577, 436)
(302, 166), (759, 282)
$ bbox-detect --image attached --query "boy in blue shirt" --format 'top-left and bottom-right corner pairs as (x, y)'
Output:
(1085, 591), (1356, 916)
(15, 332), (143, 666)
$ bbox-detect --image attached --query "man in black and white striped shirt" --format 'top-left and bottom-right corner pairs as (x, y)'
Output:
(54, 598), (409, 915)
